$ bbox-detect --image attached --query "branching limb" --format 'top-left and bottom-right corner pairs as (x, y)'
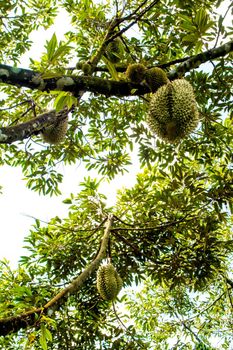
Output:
(0, 39), (231, 98)
(109, 0), (161, 42)
(0, 62), (149, 97)
(0, 40), (232, 145)
(169, 39), (233, 79)
(0, 215), (113, 336)
(0, 108), (68, 144)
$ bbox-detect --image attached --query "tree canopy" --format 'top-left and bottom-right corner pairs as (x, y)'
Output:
(0, 0), (232, 349)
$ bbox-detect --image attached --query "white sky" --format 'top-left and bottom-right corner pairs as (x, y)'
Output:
(0, 1), (232, 267)
(0, 165), (70, 263)
(0, 161), (140, 266)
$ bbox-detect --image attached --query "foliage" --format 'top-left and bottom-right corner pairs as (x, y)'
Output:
(0, 0), (232, 349)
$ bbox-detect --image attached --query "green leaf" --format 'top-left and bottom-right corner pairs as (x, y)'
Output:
(102, 55), (119, 81)
(46, 33), (58, 61)
(41, 72), (62, 79)
(54, 92), (77, 111)
(195, 8), (208, 28)
(63, 198), (72, 204)
(44, 328), (53, 342)
(39, 333), (47, 350)
(182, 34), (198, 43)
(50, 44), (73, 63)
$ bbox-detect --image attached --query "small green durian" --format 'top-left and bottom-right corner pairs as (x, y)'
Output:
(125, 63), (147, 83)
(106, 37), (123, 63)
(147, 79), (199, 143)
(82, 62), (92, 75)
(41, 116), (68, 144)
(145, 67), (169, 92)
(97, 263), (122, 301)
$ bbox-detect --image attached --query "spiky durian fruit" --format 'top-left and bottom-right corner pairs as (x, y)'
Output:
(125, 63), (147, 83)
(41, 116), (68, 144)
(145, 67), (169, 92)
(97, 263), (123, 301)
(82, 62), (92, 75)
(147, 79), (199, 143)
(106, 37), (123, 63)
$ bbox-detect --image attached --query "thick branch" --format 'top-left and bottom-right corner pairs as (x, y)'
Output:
(0, 40), (232, 145)
(0, 40), (231, 98)
(0, 63), (148, 96)
(169, 40), (233, 78)
(0, 109), (68, 144)
(0, 215), (113, 336)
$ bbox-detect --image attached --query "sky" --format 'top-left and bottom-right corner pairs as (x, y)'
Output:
(0, 0), (232, 267)
(0, 161), (141, 266)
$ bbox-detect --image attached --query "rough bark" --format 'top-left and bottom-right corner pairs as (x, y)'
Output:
(0, 40), (232, 145)
(0, 109), (68, 144)
(169, 40), (233, 79)
(0, 40), (232, 97)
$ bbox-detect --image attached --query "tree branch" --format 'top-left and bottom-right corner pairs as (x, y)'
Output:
(169, 40), (233, 79)
(108, 0), (161, 43)
(0, 108), (69, 144)
(0, 215), (113, 336)
(0, 63), (149, 96)
(0, 40), (232, 145)
(0, 40), (231, 98)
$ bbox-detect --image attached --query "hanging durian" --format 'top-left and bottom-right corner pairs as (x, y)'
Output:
(96, 263), (123, 301)
(145, 67), (169, 92)
(147, 79), (199, 143)
(81, 62), (92, 75)
(125, 63), (147, 83)
(41, 116), (68, 144)
(105, 37), (124, 63)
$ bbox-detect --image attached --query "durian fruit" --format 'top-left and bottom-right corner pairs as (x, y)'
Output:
(96, 263), (123, 301)
(82, 62), (92, 75)
(106, 37), (123, 63)
(147, 79), (199, 143)
(41, 116), (68, 144)
(145, 67), (169, 92)
(125, 63), (147, 83)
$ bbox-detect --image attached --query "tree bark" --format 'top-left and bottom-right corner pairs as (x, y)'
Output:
(0, 40), (232, 96)
(0, 109), (68, 144)
(0, 40), (232, 145)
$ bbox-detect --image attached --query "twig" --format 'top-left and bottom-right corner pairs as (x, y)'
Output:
(174, 291), (227, 325)
(21, 213), (106, 236)
(109, 0), (161, 43)
(181, 322), (202, 343)
(225, 278), (233, 310)
(113, 214), (135, 227)
(214, 2), (232, 48)
(112, 301), (145, 349)
(0, 99), (33, 112)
